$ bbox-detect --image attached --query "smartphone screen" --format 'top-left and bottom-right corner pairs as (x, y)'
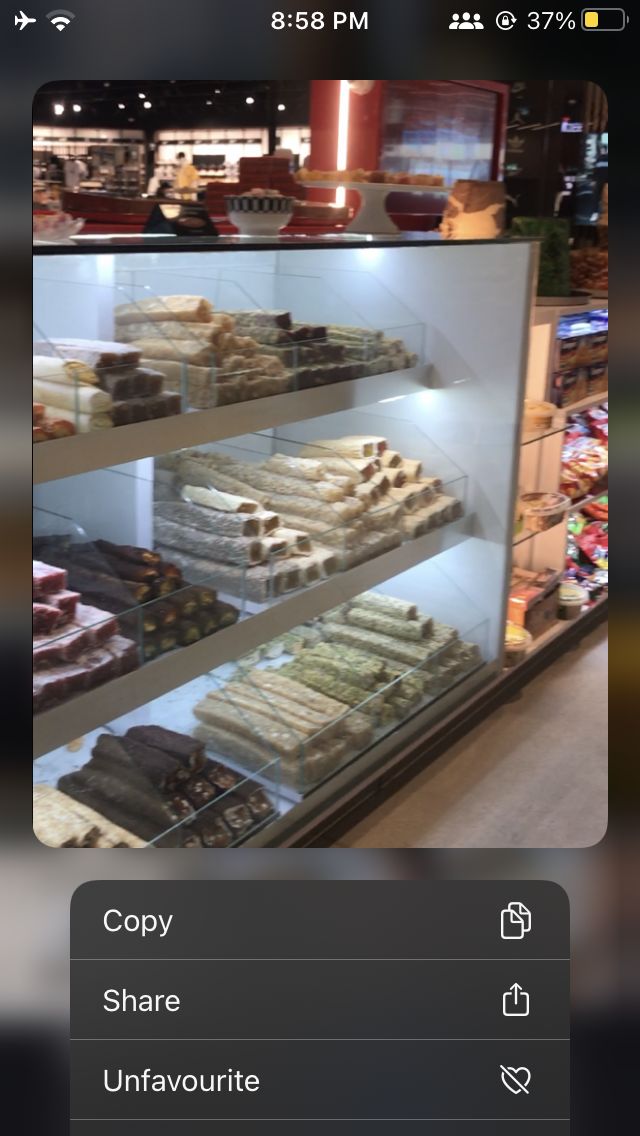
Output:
(0, 1), (628, 1132)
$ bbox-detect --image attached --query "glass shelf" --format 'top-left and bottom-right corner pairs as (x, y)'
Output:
(520, 422), (567, 447)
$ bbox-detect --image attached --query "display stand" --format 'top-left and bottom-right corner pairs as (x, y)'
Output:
(33, 235), (537, 847)
(305, 181), (450, 234)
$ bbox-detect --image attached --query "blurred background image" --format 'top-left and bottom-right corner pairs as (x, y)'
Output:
(0, 3), (634, 1131)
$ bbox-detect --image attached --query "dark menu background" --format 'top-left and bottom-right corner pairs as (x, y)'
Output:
(71, 880), (570, 1135)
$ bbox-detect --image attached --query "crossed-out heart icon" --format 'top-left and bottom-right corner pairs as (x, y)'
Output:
(500, 1065), (532, 1095)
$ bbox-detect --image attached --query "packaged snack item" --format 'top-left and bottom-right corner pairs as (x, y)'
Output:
(504, 622), (532, 667)
(521, 492), (569, 532)
(558, 582), (587, 620)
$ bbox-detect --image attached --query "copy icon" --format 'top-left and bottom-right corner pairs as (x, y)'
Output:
(500, 901), (532, 939)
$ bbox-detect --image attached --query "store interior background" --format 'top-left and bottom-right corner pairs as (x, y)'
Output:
(33, 79), (608, 229)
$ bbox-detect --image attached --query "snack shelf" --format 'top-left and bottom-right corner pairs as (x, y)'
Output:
(33, 519), (470, 758)
(33, 363), (431, 484)
(508, 591), (608, 668)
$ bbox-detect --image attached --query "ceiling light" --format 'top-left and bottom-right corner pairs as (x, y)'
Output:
(206, 100), (212, 106)
(277, 103), (286, 111)
(138, 92), (146, 99)
(53, 102), (64, 116)
(117, 103), (125, 110)
(143, 101), (152, 109)
(245, 96), (255, 105)
(72, 103), (81, 112)
(214, 89), (221, 94)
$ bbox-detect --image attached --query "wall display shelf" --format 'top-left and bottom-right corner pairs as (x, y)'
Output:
(33, 234), (537, 847)
(511, 294), (608, 667)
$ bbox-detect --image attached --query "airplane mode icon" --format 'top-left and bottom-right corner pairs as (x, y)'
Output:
(15, 10), (37, 29)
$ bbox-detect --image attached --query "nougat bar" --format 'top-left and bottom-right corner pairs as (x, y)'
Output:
(95, 539), (161, 567)
(125, 724), (205, 770)
(191, 814), (233, 848)
(94, 733), (186, 792)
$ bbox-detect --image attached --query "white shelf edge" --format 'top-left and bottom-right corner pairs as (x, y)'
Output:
(33, 519), (469, 759)
(534, 296), (608, 319)
(33, 365), (431, 484)
(559, 389), (608, 414)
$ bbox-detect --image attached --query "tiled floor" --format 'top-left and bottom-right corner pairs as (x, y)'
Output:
(336, 623), (608, 849)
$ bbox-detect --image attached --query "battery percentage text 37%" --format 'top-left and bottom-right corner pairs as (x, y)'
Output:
(528, 11), (576, 28)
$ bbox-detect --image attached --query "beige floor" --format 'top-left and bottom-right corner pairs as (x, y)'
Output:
(336, 623), (608, 849)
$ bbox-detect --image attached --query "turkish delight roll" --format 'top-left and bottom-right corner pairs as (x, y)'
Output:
(115, 295), (213, 324)
(155, 500), (261, 538)
(33, 338), (140, 372)
(154, 516), (264, 566)
(349, 591), (418, 621)
(33, 355), (98, 387)
(345, 607), (433, 642)
(181, 483), (260, 514)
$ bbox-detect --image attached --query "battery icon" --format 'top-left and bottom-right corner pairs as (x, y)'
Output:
(582, 8), (628, 29)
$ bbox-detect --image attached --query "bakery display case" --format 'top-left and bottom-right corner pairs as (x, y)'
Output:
(32, 234), (537, 846)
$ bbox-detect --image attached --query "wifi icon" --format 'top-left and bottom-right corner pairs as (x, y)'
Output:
(46, 8), (75, 30)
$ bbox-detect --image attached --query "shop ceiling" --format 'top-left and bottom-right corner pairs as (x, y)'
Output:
(33, 81), (310, 129)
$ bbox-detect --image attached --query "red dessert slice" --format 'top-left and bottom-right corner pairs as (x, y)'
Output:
(33, 602), (65, 635)
(32, 560), (68, 598)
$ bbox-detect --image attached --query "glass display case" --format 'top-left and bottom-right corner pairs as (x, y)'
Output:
(32, 233), (537, 847)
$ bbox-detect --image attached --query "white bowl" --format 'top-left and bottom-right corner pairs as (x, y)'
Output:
(225, 195), (294, 235)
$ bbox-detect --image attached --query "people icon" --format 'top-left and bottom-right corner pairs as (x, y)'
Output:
(451, 11), (484, 28)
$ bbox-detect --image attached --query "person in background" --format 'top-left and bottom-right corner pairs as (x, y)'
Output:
(63, 156), (87, 192)
(174, 151), (199, 199)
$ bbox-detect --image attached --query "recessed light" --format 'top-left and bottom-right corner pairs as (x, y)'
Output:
(138, 92), (146, 99)
(277, 103), (286, 111)
(206, 100), (212, 106)
(72, 103), (81, 112)
(117, 103), (125, 110)
(245, 96), (255, 105)
(214, 89), (221, 95)
(143, 101), (152, 109)
(53, 103), (64, 116)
